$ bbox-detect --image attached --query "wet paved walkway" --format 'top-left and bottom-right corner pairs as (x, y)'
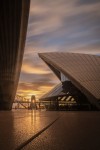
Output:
(0, 110), (100, 150)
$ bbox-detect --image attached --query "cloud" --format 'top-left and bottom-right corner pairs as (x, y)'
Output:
(21, 63), (51, 74)
(25, 0), (100, 53)
(77, 0), (100, 5)
(19, 71), (59, 83)
(17, 80), (59, 99)
(18, 0), (100, 98)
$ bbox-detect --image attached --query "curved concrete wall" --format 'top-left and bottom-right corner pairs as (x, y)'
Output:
(0, 0), (30, 110)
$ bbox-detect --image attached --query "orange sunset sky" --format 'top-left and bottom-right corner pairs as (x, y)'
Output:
(17, 0), (100, 100)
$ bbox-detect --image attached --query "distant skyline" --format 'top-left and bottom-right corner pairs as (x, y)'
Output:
(17, 0), (100, 99)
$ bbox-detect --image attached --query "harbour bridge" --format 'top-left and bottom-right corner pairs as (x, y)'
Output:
(13, 95), (40, 109)
(13, 95), (31, 109)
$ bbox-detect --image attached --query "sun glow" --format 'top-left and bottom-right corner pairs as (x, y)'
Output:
(17, 84), (54, 100)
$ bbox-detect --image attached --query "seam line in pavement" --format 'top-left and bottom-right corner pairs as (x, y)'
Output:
(15, 116), (61, 150)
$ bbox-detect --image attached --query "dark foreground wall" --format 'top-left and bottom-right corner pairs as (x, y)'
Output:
(0, 0), (30, 110)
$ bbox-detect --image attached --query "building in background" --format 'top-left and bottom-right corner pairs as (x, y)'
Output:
(39, 52), (100, 110)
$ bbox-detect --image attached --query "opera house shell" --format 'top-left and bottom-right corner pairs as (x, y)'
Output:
(0, 0), (30, 110)
(39, 52), (100, 110)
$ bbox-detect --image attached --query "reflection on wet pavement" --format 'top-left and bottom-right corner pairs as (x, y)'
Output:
(22, 111), (100, 150)
(1, 110), (100, 150)
(0, 110), (61, 150)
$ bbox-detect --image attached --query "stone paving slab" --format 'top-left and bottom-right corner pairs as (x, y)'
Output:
(22, 112), (100, 150)
(0, 110), (61, 150)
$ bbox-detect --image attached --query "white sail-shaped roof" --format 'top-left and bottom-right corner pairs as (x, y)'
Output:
(40, 83), (66, 101)
(39, 52), (100, 109)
